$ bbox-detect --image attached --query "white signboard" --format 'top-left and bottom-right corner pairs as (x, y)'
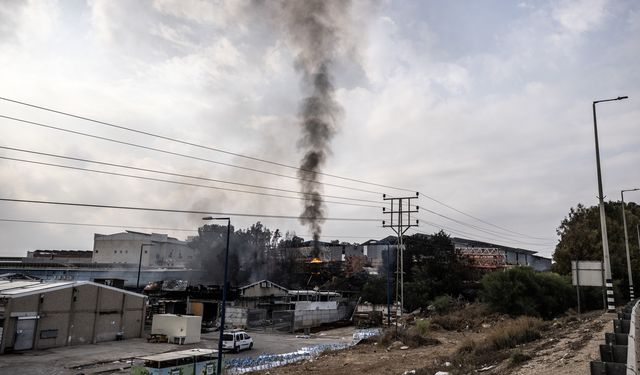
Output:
(571, 260), (603, 287)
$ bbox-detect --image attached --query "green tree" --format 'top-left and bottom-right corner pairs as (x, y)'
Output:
(553, 201), (640, 302)
(480, 267), (574, 319)
(360, 276), (389, 304)
(402, 231), (467, 311)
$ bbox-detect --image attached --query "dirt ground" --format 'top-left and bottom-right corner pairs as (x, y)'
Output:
(250, 311), (612, 375)
(510, 312), (612, 375)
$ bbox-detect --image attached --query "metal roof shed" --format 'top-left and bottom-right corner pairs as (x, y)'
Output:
(0, 280), (146, 353)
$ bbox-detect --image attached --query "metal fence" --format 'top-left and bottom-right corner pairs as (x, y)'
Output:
(271, 310), (295, 332)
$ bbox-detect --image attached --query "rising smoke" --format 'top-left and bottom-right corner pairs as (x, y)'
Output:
(278, 0), (350, 255)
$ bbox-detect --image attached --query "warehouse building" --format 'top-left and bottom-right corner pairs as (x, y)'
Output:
(0, 278), (146, 353)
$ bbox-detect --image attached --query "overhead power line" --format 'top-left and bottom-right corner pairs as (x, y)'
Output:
(0, 218), (198, 232)
(418, 191), (551, 241)
(0, 198), (382, 222)
(0, 145), (382, 205)
(0, 155), (382, 209)
(0, 218), (378, 240)
(0, 96), (415, 193)
(414, 217), (555, 248)
(419, 207), (555, 244)
(0, 97), (551, 242)
(0, 114), (382, 195)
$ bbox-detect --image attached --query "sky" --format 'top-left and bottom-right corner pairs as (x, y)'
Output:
(0, 0), (638, 258)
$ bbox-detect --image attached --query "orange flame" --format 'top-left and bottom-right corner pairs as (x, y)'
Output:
(310, 257), (323, 264)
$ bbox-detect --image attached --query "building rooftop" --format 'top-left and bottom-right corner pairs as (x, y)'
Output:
(0, 278), (146, 299)
(239, 279), (288, 293)
(138, 348), (218, 362)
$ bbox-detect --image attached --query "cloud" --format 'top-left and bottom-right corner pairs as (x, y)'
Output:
(0, 0), (638, 260)
(552, 0), (609, 34)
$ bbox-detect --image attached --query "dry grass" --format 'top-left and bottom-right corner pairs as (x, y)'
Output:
(430, 303), (489, 331)
(482, 316), (544, 352)
(378, 326), (441, 348)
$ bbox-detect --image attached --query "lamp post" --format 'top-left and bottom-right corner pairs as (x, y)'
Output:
(592, 96), (628, 312)
(203, 216), (231, 375)
(622, 188), (639, 300)
(137, 243), (153, 289)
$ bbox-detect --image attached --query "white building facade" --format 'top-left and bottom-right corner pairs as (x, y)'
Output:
(92, 231), (194, 267)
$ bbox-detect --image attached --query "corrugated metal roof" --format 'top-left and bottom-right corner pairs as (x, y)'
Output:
(0, 280), (48, 291)
(138, 348), (218, 361)
(0, 280), (146, 299)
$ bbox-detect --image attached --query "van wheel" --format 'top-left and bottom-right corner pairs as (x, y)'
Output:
(249, 342), (253, 350)
(234, 345), (239, 353)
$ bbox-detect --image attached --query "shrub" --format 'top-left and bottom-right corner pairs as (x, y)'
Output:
(432, 295), (454, 315)
(378, 326), (440, 347)
(510, 350), (532, 366)
(430, 303), (489, 331)
(483, 316), (544, 352)
(415, 319), (430, 336)
(480, 267), (574, 319)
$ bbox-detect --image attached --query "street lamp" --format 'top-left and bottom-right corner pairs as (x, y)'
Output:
(592, 96), (628, 312)
(202, 216), (231, 375)
(621, 188), (639, 300)
(137, 243), (153, 289)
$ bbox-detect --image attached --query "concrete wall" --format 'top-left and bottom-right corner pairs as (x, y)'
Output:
(292, 301), (347, 330)
(225, 306), (248, 328)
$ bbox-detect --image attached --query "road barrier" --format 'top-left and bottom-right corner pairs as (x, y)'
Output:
(225, 328), (381, 374)
(590, 300), (639, 375)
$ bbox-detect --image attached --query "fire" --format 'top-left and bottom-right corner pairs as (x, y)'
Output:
(310, 257), (323, 264)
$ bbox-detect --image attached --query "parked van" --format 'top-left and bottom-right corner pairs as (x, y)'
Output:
(221, 330), (253, 352)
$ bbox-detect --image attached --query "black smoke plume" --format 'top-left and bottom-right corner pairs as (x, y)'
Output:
(279, 0), (349, 256)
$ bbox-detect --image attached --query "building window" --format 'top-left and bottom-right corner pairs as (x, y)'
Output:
(144, 250), (148, 254)
(114, 250), (117, 254)
(40, 329), (58, 339)
(95, 250), (98, 253)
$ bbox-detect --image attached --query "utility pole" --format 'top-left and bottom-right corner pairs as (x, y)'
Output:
(382, 192), (419, 321)
(621, 188), (639, 300)
(592, 96), (628, 312)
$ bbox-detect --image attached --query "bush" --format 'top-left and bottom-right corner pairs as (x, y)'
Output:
(432, 295), (454, 315)
(430, 303), (488, 331)
(480, 267), (575, 319)
(483, 316), (543, 351)
(510, 349), (532, 366)
(416, 319), (430, 335)
(378, 326), (440, 347)
(360, 277), (388, 304)
(456, 316), (544, 355)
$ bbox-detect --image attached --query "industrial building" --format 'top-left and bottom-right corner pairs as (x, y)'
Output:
(227, 280), (351, 331)
(26, 250), (93, 264)
(92, 231), (194, 267)
(0, 277), (146, 353)
(453, 237), (552, 271)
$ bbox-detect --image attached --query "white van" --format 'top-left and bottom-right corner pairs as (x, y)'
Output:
(221, 330), (253, 352)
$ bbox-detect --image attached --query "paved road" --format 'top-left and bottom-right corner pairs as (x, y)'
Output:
(201, 327), (354, 359)
(0, 326), (356, 374)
